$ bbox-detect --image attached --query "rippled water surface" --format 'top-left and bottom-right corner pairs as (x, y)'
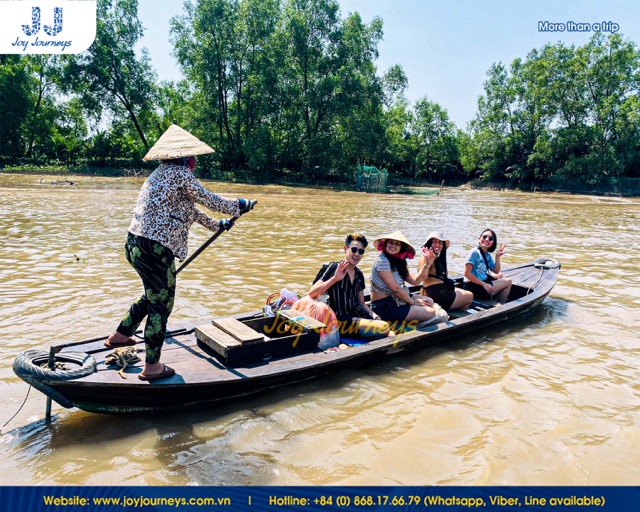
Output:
(1, 173), (639, 485)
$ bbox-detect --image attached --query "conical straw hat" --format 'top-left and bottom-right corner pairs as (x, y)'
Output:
(373, 231), (416, 257)
(143, 124), (215, 161)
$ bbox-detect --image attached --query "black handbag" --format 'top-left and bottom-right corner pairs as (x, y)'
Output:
(443, 277), (456, 291)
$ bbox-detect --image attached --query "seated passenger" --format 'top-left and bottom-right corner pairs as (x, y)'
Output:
(418, 231), (473, 311)
(369, 231), (437, 325)
(309, 233), (390, 339)
(463, 228), (512, 302)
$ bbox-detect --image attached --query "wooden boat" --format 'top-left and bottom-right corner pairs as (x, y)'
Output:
(13, 258), (560, 415)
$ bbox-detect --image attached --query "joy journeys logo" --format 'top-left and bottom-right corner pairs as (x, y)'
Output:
(1, 1), (96, 54)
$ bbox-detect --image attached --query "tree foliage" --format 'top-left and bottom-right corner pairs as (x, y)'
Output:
(1, 2), (638, 194)
(63, 0), (158, 150)
(0, 56), (33, 158)
(464, 33), (640, 188)
(171, 0), (387, 181)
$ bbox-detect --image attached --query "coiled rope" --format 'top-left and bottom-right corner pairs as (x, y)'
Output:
(105, 346), (141, 379)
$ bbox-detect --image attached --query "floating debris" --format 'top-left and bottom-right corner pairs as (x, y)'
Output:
(39, 178), (76, 186)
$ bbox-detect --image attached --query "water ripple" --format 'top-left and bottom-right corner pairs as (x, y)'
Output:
(1, 175), (639, 485)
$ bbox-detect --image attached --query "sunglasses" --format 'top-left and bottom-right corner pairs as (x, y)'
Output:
(348, 247), (366, 255)
(481, 235), (495, 241)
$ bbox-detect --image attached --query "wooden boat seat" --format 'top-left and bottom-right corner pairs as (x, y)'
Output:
(471, 299), (500, 309)
(196, 323), (243, 348)
(443, 299), (502, 319)
(195, 320), (266, 366)
(211, 317), (264, 344)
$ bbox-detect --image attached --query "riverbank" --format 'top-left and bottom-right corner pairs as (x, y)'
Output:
(2, 165), (638, 197)
(465, 179), (639, 197)
(0, 166), (443, 196)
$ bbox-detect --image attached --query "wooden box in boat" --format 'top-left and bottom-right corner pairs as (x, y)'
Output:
(195, 311), (324, 366)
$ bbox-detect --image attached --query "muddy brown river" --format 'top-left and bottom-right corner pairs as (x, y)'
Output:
(0, 173), (638, 485)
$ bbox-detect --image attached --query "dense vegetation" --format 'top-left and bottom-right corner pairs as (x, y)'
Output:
(1, 0), (639, 192)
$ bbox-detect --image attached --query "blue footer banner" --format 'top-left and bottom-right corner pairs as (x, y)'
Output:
(0, 486), (637, 511)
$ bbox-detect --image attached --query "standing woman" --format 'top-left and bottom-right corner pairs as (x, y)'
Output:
(369, 231), (437, 324)
(463, 228), (512, 302)
(106, 124), (256, 380)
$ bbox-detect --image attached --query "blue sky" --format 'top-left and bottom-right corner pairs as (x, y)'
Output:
(137, 0), (640, 129)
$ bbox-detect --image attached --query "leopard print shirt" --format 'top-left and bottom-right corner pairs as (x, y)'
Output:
(128, 163), (240, 261)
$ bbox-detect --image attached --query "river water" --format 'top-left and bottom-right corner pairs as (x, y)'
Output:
(0, 173), (638, 486)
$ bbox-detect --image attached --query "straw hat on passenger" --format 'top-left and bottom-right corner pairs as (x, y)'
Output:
(423, 231), (451, 249)
(142, 124), (215, 161)
(373, 231), (416, 257)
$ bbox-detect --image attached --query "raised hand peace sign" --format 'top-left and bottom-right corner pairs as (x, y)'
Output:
(421, 246), (437, 264)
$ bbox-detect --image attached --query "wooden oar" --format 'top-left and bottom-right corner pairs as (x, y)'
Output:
(175, 207), (251, 275)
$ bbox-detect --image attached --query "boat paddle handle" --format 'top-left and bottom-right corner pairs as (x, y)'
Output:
(176, 201), (256, 275)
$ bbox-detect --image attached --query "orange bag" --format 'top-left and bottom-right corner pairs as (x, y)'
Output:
(290, 296), (340, 349)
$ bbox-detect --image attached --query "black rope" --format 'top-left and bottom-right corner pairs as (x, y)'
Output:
(0, 385), (32, 435)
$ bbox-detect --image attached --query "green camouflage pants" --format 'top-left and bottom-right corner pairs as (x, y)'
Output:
(116, 233), (176, 364)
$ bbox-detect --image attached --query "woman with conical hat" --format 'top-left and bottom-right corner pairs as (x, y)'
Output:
(106, 124), (256, 381)
(418, 231), (473, 311)
(369, 231), (437, 325)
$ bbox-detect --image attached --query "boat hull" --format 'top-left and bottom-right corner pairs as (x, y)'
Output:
(15, 259), (560, 414)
